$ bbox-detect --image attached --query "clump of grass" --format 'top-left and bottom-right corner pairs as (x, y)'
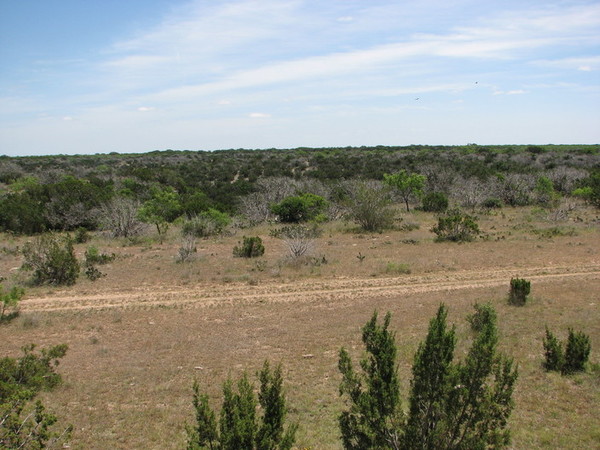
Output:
(384, 262), (411, 275)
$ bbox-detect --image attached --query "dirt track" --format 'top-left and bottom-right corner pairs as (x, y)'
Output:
(22, 263), (600, 312)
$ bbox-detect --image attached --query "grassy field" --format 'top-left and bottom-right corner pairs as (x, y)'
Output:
(1, 206), (599, 449)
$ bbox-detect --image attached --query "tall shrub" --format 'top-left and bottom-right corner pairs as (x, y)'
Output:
(187, 361), (297, 450)
(508, 278), (530, 306)
(431, 208), (480, 242)
(338, 305), (518, 449)
(21, 234), (80, 286)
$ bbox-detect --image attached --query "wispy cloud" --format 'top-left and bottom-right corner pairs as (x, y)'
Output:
(2, 0), (599, 155)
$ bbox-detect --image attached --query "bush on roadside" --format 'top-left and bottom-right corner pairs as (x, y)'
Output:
(508, 278), (530, 306)
(21, 234), (80, 286)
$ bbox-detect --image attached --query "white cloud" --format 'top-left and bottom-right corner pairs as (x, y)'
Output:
(249, 112), (271, 118)
(137, 106), (155, 112)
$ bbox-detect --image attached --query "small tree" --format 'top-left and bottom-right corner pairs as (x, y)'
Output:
(431, 208), (480, 242)
(508, 278), (530, 306)
(233, 237), (265, 258)
(383, 170), (426, 212)
(187, 361), (297, 450)
(346, 181), (395, 233)
(542, 327), (564, 372)
(138, 187), (182, 243)
(339, 305), (518, 449)
(338, 312), (403, 449)
(563, 329), (591, 374)
(542, 327), (591, 375)
(0, 285), (24, 322)
(21, 234), (80, 286)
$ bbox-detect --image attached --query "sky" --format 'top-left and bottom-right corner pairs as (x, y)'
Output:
(1, 0), (599, 156)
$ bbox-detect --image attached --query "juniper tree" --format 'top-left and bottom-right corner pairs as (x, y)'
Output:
(338, 312), (404, 449)
(339, 305), (518, 450)
(187, 361), (296, 450)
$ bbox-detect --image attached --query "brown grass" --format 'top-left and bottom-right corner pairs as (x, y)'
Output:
(1, 206), (599, 449)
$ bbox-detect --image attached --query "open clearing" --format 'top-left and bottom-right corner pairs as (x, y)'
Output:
(1, 208), (599, 449)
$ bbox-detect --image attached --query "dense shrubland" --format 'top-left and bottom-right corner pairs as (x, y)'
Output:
(0, 145), (598, 236)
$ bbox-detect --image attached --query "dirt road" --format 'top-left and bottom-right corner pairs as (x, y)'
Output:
(22, 263), (600, 312)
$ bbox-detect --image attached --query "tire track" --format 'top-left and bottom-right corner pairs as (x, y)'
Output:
(21, 264), (600, 313)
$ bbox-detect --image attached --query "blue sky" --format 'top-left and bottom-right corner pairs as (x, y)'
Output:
(1, 0), (599, 156)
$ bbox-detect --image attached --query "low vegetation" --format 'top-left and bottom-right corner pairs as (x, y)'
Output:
(0, 145), (598, 448)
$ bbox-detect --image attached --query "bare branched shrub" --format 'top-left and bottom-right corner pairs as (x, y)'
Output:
(452, 177), (490, 211)
(546, 167), (587, 194)
(270, 225), (321, 260)
(176, 234), (197, 263)
(498, 173), (535, 206)
(547, 199), (578, 222)
(99, 197), (144, 238)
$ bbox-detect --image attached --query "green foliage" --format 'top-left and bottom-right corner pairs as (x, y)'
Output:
(270, 193), (328, 223)
(383, 170), (426, 212)
(0, 285), (24, 322)
(431, 208), (480, 242)
(563, 329), (592, 374)
(138, 186), (182, 242)
(508, 278), (530, 306)
(338, 312), (403, 449)
(576, 170), (600, 208)
(339, 305), (518, 450)
(347, 182), (395, 233)
(535, 176), (560, 207)
(21, 234), (80, 286)
(421, 192), (448, 213)
(233, 236), (265, 258)
(384, 262), (411, 275)
(183, 209), (231, 238)
(84, 246), (115, 265)
(543, 327), (564, 372)
(181, 190), (212, 219)
(405, 304), (517, 449)
(0, 344), (71, 448)
(187, 361), (296, 450)
(543, 327), (591, 375)
(82, 246), (114, 281)
(467, 302), (497, 333)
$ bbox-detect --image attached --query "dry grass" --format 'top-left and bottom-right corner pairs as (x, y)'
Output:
(0, 206), (599, 449)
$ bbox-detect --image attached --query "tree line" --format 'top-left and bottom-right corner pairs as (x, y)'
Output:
(1, 146), (599, 236)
